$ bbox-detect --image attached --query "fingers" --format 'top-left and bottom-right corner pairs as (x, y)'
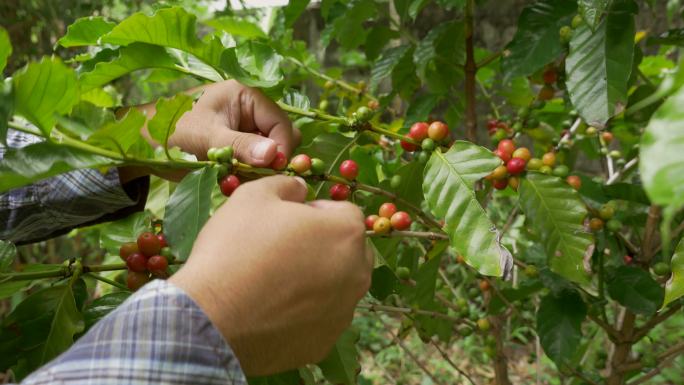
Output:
(238, 175), (308, 203)
(212, 129), (278, 167)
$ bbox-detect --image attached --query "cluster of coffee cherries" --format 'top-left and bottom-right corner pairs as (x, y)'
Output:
(485, 139), (581, 191)
(399, 121), (449, 162)
(588, 201), (622, 233)
(119, 231), (173, 291)
(364, 202), (412, 235)
(207, 145), (242, 197)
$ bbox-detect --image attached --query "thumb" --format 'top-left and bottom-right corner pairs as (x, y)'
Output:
(214, 130), (278, 167)
(241, 175), (308, 203)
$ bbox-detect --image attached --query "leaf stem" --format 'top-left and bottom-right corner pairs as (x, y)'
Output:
(365, 230), (448, 240)
(86, 272), (129, 291)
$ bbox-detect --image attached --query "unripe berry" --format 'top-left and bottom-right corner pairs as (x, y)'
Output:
(318, 100), (329, 110)
(206, 147), (219, 161)
(421, 138), (435, 151)
(606, 219), (622, 232)
(512, 147), (532, 162)
(527, 158), (543, 170)
(119, 242), (139, 262)
(508, 176), (520, 191)
(324, 80), (334, 89)
(497, 139), (516, 156)
(571, 14), (583, 29)
(538, 85), (555, 101)
(493, 129), (508, 141)
(290, 154), (312, 174)
(524, 265), (539, 277)
(329, 183), (351, 200)
(339, 159), (359, 180)
(137, 232), (161, 257)
(310, 158), (325, 175)
(490, 165), (508, 180)
(566, 175), (582, 190)
(215, 146), (234, 163)
(214, 164), (229, 179)
(492, 178), (508, 190)
(355, 106), (373, 121)
(477, 318), (491, 331)
(127, 271), (150, 291)
(147, 255), (168, 274)
(219, 175), (241, 197)
(609, 150), (622, 159)
(379, 202), (398, 218)
(390, 211), (411, 230)
(417, 151), (430, 164)
(552, 165), (569, 178)
(599, 204), (615, 220)
(539, 165), (553, 174)
(396, 266), (411, 280)
(506, 158), (526, 175)
(653, 262), (671, 276)
(559, 26), (573, 44)
(365, 215), (379, 230)
(373, 217), (391, 235)
(526, 117), (540, 128)
(409, 122), (429, 141)
(390, 175), (402, 189)
(542, 152), (556, 167)
(160, 247), (173, 259)
(494, 149), (511, 163)
(586, 126), (597, 136)
(427, 121), (449, 141)
(270, 151), (288, 171)
(589, 218), (604, 231)
(126, 252), (148, 273)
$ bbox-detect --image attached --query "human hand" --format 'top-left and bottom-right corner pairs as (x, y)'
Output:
(168, 176), (373, 375)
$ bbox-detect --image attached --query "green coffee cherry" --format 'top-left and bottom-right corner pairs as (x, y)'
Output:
(571, 14), (583, 29)
(207, 147), (219, 161)
(512, 122), (523, 131)
(518, 106), (529, 118)
(606, 219), (623, 232)
(355, 106), (373, 121)
(527, 158), (543, 171)
(310, 158), (326, 175)
(552, 165), (569, 177)
(524, 265), (539, 278)
(653, 262), (671, 276)
(318, 100), (329, 110)
(609, 150), (622, 159)
(493, 129), (508, 141)
(390, 175), (402, 189)
(216, 146), (234, 163)
(586, 126), (598, 136)
(539, 165), (553, 174)
(417, 151), (430, 164)
(421, 138), (435, 151)
(396, 266), (411, 280)
(559, 26), (573, 44)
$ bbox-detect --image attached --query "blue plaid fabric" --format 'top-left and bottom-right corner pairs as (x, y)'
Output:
(18, 280), (247, 385)
(1, 130), (145, 244)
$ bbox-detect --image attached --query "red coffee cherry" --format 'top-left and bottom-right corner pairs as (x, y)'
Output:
(506, 158), (526, 175)
(494, 149), (511, 163)
(119, 242), (139, 262)
(409, 122), (429, 141)
(492, 179), (508, 190)
(497, 139), (516, 156)
(566, 175), (582, 190)
(543, 69), (558, 84)
(401, 138), (418, 152)
(290, 154), (312, 174)
(126, 252), (148, 273)
(390, 211), (412, 230)
(329, 183), (351, 200)
(365, 215), (379, 230)
(137, 232), (161, 257)
(156, 233), (168, 248)
(270, 151), (288, 171)
(427, 121), (449, 141)
(538, 85), (555, 101)
(127, 271), (151, 291)
(373, 217), (391, 235)
(378, 202), (397, 218)
(219, 175), (241, 197)
(623, 255), (634, 265)
(339, 160), (359, 180)
(147, 255), (168, 273)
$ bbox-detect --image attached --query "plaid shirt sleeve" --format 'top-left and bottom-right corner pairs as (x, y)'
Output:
(18, 280), (247, 385)
(0, 129), (149, 244)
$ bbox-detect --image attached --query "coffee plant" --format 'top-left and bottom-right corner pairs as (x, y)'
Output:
(2, 0), (684, 384)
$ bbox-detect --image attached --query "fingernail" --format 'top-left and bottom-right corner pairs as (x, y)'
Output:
(294, 176), (307, 188)
(251, 140), (274, 161)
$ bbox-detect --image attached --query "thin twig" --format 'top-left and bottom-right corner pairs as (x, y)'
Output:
(86, 272), (129, 291)
(357, 303), (467, 325)
(431, 340), (478, 385)
(366, 230), (448, 240)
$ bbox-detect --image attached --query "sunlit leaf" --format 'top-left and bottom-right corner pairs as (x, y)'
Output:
(57, 16), (115, 47)
(205, 16), (266, 39)
(0, 26), (11, 73)
(147, 94), (194, 153)
(663, 238), (684, 307)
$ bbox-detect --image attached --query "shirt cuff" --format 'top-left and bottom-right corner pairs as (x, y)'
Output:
(22, 280), (246, 385)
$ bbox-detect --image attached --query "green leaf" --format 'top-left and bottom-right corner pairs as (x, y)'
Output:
(147, 94), (194, 152)
(205, 17), (266, 39)
(87, 108), (146, 154)
(298, 132), (355, 198)
(422, 142), (512, 277)
(0, 26), (11, 73)
(82, 292), (130, 331)
(639, 84), (684, 211)
(607, 266), (664, 316)
(101, 7), (224, 69)
(57, 16), (115, 47)
(364, 26), (399, 61)
(322, 1), (377, 50)
(370, 45), (411, 92)
(0, 240), (15, 271)
(502, 0), (577, 80)
(317, 327), (360, 385)
(409, 0), (431, 19)
(0, 141), (118, 193)
(647, 28), (684, 47)
(0, 79), (12, 144)
(99, 211), (152, 256)
(79, 43), (178, 92)
(0, 265), (62, 300)
(164, 167), (218, 260)
(391, 46), (419, 100)
(219, 47), (282, 88)
(664, 238), (684, 307)
(518, 173), (594, 285)
(536, 290), (587, 365)
(12, 57), (79, 135)
(283, 0), (311, 28)
(577, 0), (611, 30)
(565, 1), (636, 128)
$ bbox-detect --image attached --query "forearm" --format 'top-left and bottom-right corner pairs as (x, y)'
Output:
(17, 280), (246, 385)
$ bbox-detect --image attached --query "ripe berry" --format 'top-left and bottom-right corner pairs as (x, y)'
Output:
(215, 146), (234, 163)
(542, 152), (556, 167)
(623, 255), (633, 265)
(127, 271), (150, 291)
(367, 100), (380, 110)
(552, 165), (569, 177)
(329, 183), (351, 200)
(566, 175), (582, 190)
(401, 139), (418, 152)
(219, 175), (241, 197)
(479, 279), (491, 292)
(512, 147), (532, 162)
(477, 318), (491, 331)
(497, 139), (516, 156)
(126, 252), (148, 273)
(508, 176), (520, 191)
(390, 211), (411, 230)
(339, 160), (359, 180)
(506, 158), (526, 175)
(373, 217), (391, 235)
(538, 85), (555, 101)
(409, 122), (429, 141)
(270, 151), (288, 171)
(119, 242), (139, 262)
(599, 204), (615, 220)
(421, 138), (435, 151)
(542, 69), (558, 85)
(487, 119), (499, 130)
(601, 132), (614, 143)
(365, 215), (379, 230)
(379, 202), (398, 218)
(137, 232), (161, 257)
(527, 158), (543, 171)
(396, 266), (411, 280)
(490, 165), (508, 180)
(427, 121), (449, 141)
(157, 233), (168, 248)
(494, 149), (511, 163)
(492, 178), (508, 190)
(147, 255), (168, 273)
(290, 154), (312, 174)
(589, 218), (604, 231)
